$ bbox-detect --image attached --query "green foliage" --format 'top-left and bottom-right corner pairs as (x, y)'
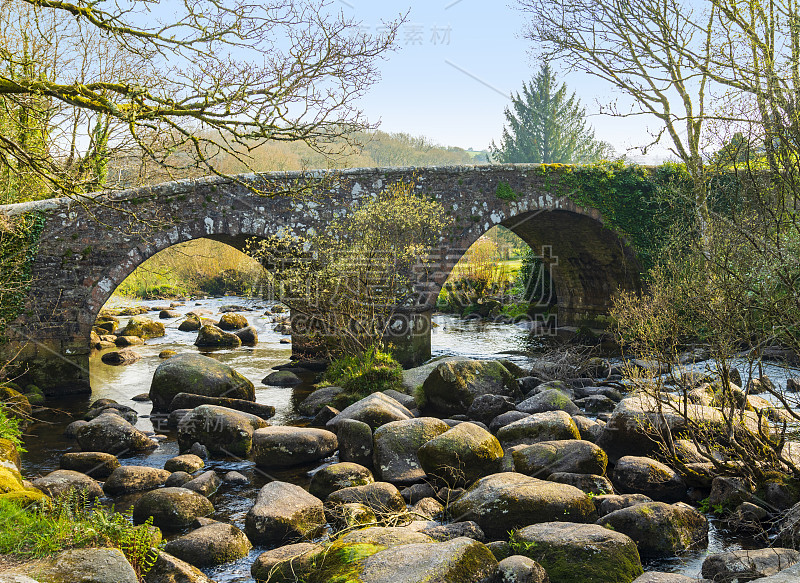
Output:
(496, 181), (520, 201)
(0, 491), (161, 576)
(490, 63), (612, 164)
(322, 347), (404, 407)
(0, 210), (47, 340)
(0, 402), (25, 453)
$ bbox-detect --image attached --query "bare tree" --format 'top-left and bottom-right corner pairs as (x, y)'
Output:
(0, 0), (402, 199)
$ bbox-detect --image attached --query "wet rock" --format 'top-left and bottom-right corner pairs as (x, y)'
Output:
(298, 386), (344, 416)
(245, 481), (325, 545)
(514, 521), (643, 583)
(418, 422), (504, 486)
(121, 315), (165, 339)
(59, 452), (120, 479)
(224, 471), (249, 485)
(165, 471), (193, 488)
(448, 472), (596, 539)
(233, 325), (258, 346)
(132, 392), (151, 401)
(596, 502), (708, 557)
(417, 359), (518, 417)
(32, 470), (103, 499)
(115, 335), (145, 347)
(168, 392), (275, 419)
(103, 466), (171, 496)
(178, 314), (202, 332)
(76, 412), (157, 454)
(512, 439), (607, 476)
(85, 402), (138, 425)
(194, 324), (241, 348)
(189, 442), (209, 459)
(149, 353), (255, 412)
(101, 349), (141, 366)
(574, 395), (617, 413)
(250, 542), (322, 583)
(251, 426), (337, 468)
(496, 410), (580, 447)
(613, 456), (686, 502)
(163, 522), (252, 567)
(708, 476), (753, 509)
(133, 487), (214, 530)
(327, 393), (414, 430)
(164, 454), (204, 474)
(372, 417), (450, 484)
(701, 548), (800, 582)
(177, 405), (269, 457)
(63, 420), (88, 438)
(262, 371), (302, 387)
(183, 471), (221, 497)
(159, 310), (182, 319)
(158, 349), (177, 359)
(309, 462), (374, 500)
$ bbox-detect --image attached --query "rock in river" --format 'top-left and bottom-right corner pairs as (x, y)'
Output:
(149, 353), (254, 412)
(177, 405), (268, 457)
(245, 481), (325, 545)
(251, 426), (338, 468)
(76, 412), (157, 454)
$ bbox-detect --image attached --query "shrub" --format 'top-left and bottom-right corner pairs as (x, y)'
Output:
(322, 348), (403, 407)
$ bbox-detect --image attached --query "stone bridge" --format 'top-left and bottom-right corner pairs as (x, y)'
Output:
(0, 165), (642, 395)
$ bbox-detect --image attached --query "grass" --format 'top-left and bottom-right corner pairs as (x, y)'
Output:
(321, 347), (404, 408)
(0, 492), (161, 580)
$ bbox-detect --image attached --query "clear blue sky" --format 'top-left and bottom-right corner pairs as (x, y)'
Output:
(344, 0), (669, 162)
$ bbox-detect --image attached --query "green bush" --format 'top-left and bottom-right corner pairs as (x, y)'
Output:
(322, 348), (403, 408)
(0, 402), (24, 453)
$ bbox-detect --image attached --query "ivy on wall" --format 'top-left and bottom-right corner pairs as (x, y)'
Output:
(0, 211), (48, 340)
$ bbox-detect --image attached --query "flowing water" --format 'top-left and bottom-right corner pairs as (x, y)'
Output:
(17, 296), (796, 581)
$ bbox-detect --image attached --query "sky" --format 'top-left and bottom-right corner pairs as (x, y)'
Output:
(340, 0), (671, 162)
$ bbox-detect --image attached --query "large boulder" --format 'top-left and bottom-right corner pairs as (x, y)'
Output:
(103, 466), (171, 496)
(35, 548), (138, 583)
(596, 502), (708, 557)
(417, 360), (518, 417)
(340, 526), (434, 547)
(245, 481), (325, 545)
(194, 324), (242, 348)
(417, 422), (504, 486)
(149, 353), (254, 412)
(372, 417), (450, 484)
(76, 412), (157, 454)
(251, 543), (322, 583)
(309, 462), (374, 500)
(327, 393), (414, 430)
(513, 440), (608, 477)
(701, 548), (800, 582)
(326, 481), (406, 517)
(145, 550), (217, 583)
(177, 405), (268, 457)
(168, 392), (275, 419)
(298, 386), (344, 416)
(311, 537), (498, 583)
(121, 315), (165, 339)
(164, 454), (204, 474)
(32, 470), (103, 500)
(514, 521), (643, 583)
(251, 427), (338, 467)
(218, 313), (249, 331)
(163, 522), (252, 567)
(59, 452), (120, 479)
(612, 456), (686, 502)
(496, 410), (580, 447)
(338, 418), (374, 467)
(517, 389), (580, 415)
(449, 472), (596, 539)
(133, 487), (214, 530)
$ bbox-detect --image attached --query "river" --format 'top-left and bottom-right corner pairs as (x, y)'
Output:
(18, 296), (786, 581)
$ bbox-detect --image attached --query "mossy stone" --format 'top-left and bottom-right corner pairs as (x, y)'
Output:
(121, 315), (165, 339)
